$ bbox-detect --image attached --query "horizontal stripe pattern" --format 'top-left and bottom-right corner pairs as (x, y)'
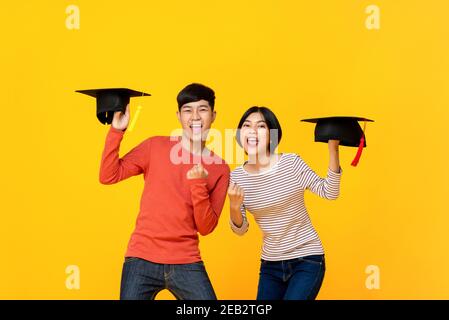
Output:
(230, 153), (342, 261)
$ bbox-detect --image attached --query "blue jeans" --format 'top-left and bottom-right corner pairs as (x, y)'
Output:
(120, 257), (217, 300)
(257, 255), (326, 300)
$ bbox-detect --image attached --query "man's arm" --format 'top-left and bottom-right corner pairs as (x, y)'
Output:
(99, 105), (150, 184)
(99, 126), (151, 184)
(187, 164), (230, 236)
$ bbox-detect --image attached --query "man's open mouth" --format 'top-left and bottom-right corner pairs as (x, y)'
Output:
(190, 123), (203, 134)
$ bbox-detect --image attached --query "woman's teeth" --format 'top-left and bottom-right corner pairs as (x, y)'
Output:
(247, 138), (258, 146)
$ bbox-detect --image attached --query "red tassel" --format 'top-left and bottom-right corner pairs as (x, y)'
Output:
(351, 120), (367, 167)
(351, 136), (364, 166)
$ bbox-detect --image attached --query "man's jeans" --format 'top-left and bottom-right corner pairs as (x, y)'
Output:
(257, 254), (326, 300)
(120, 257), (217, 300)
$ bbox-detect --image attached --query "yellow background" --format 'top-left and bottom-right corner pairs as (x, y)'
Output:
(1, 0), (448, 299)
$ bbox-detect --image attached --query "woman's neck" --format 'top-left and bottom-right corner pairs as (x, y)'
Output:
(246, 153), (280, 172)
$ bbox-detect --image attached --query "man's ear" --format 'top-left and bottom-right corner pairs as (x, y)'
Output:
(176, 110), (181, 123)
(211, 110), (217, 123)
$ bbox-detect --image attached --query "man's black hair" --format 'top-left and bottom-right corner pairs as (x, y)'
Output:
(177, 83), (215, 111)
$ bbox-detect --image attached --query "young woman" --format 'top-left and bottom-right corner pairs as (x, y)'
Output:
(228, 106), (341, 300)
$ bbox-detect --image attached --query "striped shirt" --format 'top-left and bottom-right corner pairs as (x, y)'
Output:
(230, 153), (342, 261)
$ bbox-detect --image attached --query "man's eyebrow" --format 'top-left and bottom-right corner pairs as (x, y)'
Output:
(181, 104), (209, 109)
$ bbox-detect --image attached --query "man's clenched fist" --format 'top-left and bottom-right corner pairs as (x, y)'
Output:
(186, 163), (209, 180)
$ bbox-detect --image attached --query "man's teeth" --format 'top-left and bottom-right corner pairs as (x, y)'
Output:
(191, 124), (202, 134)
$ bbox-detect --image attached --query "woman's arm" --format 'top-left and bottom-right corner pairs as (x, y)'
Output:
(328, 139), (341, 173)
(294, 140), (342, 200)
(228, 182), (249, 235)
(230, 202), (244, 227)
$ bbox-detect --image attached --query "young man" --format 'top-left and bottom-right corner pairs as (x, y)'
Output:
(99, 83), (230, 300)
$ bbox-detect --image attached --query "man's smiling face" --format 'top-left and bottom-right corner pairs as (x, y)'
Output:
(177, 99), (216, 143)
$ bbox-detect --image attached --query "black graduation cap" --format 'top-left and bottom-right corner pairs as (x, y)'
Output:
(76, 88), (151, 125)
(301, 116), (374, 166)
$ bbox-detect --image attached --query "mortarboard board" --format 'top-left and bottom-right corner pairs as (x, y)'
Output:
(76, 88), (151, 125)
(301, 116), (374, 166)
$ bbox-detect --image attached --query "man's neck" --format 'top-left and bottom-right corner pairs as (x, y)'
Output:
(181, 135), (207, 156)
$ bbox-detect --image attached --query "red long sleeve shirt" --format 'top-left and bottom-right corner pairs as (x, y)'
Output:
(99, 126), (230, 264)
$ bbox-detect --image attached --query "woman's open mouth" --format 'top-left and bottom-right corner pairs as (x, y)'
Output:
(247, 137), (258, 146)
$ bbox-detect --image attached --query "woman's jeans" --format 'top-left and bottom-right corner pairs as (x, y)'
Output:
(120, 257), (216, 300)
(257, 254), (326, 300)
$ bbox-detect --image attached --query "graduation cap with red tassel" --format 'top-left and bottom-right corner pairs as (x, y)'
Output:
(301, 117), (374, 166)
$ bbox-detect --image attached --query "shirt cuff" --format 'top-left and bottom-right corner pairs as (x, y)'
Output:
(328, 166), (342, 176)
(109, 125), (126, 135)
(186, 178), (208, 187)
(230, 218), (249, 235)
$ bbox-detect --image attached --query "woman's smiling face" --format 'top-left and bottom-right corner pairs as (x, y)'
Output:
(240, 112), (270, 156)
